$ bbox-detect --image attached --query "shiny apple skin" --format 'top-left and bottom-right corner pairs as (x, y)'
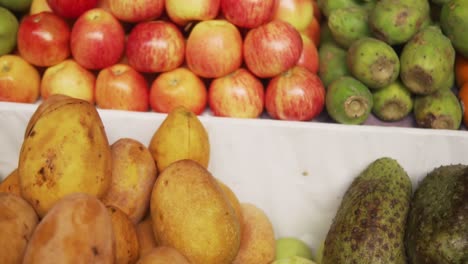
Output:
(70, 8), (125, 70)
(126, 20), (185, 73)
(186, 19), (243, 79)
(243, 19), (303, 78)
(209, 68), (264, 118)
(17, 11), (71, 67)
(47, 0), (98, 18)
(265, 66), (325, 121)
(221, 0), (275, 29)
(95, 64), (149, 111)
(150, 67), (207, 115)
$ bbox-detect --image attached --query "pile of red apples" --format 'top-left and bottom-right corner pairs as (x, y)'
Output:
(4, 0), (324, 121)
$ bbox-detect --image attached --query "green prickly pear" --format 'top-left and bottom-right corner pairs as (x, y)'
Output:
(325, 76), (373, 125)
(400, 26), (455, 95)
(372, 80), (414, 122)
(327, 6), (372, 48)
(317, 0), (361, 18)
(413, 89), (462, 130)
(318, 43), (350, 87)
(440, 0), (468, 58)
(347, 37), (400, 89)
(368, 0), (431, 45)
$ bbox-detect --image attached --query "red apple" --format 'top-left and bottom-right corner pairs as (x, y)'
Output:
(165, 0), (220, 25)
(300, 17), (320, 47)
(209, 68), (264, 118)
(273, 0), (314, 32)
(296, 33), (319, 74)
(95, 64), (149, 111)
(47, 0), (98, 18)
(150, 67), (207, 115)
(186, 19), (242, 78)
(220, 0), (275, 29)
(70, 8), (125, 70)
(126, 20), (185, 73)
(41, 59), (96, 103)
(243, 19), (302, 78)
(17, 11), (70, 67)
(0, 55), (40, 103)
(109, 0), (164, 22)
(265, 66), (325, 121)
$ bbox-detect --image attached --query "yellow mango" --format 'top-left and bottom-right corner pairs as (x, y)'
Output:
(136, 215), (158, 258)
(102, 138), (157, 224)
(22, 193), (115, 263)
(107, 205), (140, 264)
(150, 159), (240, 264)
(233, 203), (276, 264)
(0, 193), (39, 264)
(18, 95), (112, 217)
(148, 106), (210, 172)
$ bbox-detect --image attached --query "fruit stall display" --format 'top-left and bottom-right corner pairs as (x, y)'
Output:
(0, 0), (467, 264)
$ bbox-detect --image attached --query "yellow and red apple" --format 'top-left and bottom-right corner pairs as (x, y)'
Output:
(209, 68), (264, 118)
(221, 0), (275, 29)
(186, 19), (243, 79)
(108, 0), (165, 23)
(126, 20), (185, 73)
(165, 0), (220, 25)
(41, 59), (96, 103)
(29, 0), (52, 14)
(273, 0), (315, 32)
(149, 67), (207, 115)
(265, 66), (325, 121)
(95, 64), (149, 112)
(296, 33), (319, 74)
(0, 55), (40, 103)
(244, 19), (303, 78)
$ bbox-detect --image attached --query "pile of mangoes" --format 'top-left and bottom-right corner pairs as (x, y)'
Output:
(0, 95), (279, 264)
(317, 0), (468, 129)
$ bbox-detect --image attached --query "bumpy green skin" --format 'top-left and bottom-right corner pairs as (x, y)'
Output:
(322, 157), (412, 264)
(368, 0), (431, 45)
(319, 43), (350, 87)
(400, 26), (455, 95)
(347, 37), (400, 89)
(326, 76), (373, 124)
(328, 7), (372, 48)
(317, 0), (361, 18)
(372, 80), (413, 122)
(413, 89), (462, 130)
(440, 0), (468, 58)
(406, 164), (468, 264)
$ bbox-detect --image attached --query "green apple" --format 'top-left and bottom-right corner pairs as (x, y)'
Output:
(0, 6), (18, 56)
(276, 237), (314, 260)
(0, 0), (32, 12)
(272, 256), (317, 264)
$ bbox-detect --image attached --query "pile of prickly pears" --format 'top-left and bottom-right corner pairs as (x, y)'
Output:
(317, 0), (468, 130)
